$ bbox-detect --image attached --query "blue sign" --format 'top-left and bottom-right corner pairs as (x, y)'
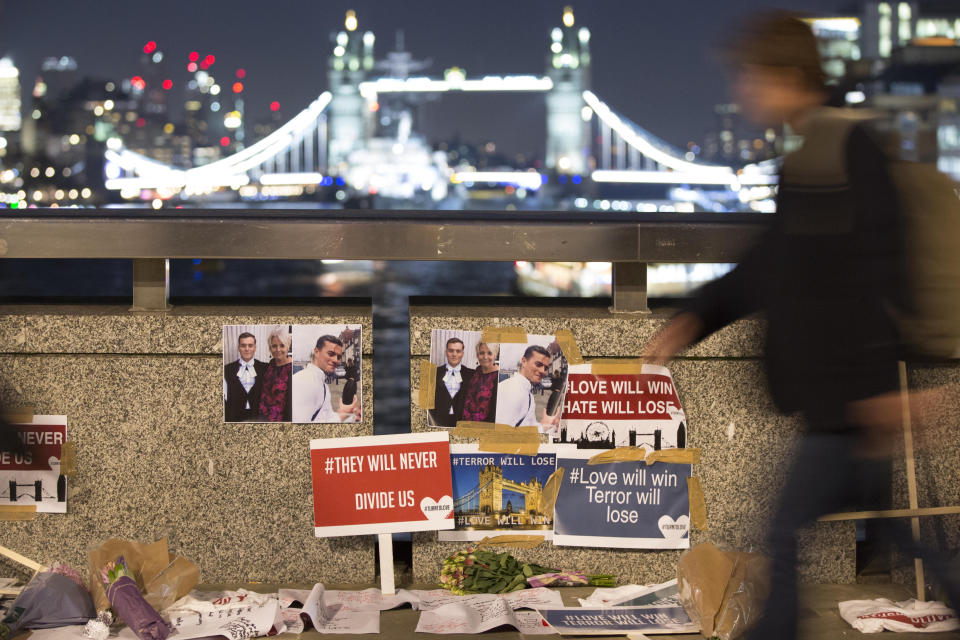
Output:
(553, 450), (690, 548)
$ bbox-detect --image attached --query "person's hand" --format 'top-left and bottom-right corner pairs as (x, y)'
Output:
(540, 410), (560, 434)
(642, 312), (704, 365)
(338, 397), (359, 422)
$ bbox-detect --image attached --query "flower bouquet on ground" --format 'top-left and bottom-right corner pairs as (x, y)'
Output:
(439, 547), (616, 595)
(100, 557), (169, 640)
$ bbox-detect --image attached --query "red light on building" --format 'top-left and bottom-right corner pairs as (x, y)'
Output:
(220, 136), (230, 147)
(269, 101), (280, 112)
(205, 55), (215, 65)
(236, 68), (246, 79)
(199, 61), (209, 70)
(136, 117), (146, 128)
(131, 76), (146, 91)
(232, 82), (244, 93)
(189, 51), (199, 62)
(187, 62), (198, 72)
(162, 79), (173, 90)
(144, 41), (157, 54)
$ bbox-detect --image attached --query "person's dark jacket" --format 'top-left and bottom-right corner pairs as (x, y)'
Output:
(685, 112), (908, 421)
(430, 365), (475, 428)
(224, 359), (269, 421)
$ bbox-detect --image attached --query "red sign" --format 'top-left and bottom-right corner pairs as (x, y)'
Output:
(0, 420), (65, 470)
(310, 432), (454, 536)
(562, 373), (681, 420)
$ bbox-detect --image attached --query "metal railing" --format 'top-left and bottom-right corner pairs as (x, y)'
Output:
(0, 209), (768, 311)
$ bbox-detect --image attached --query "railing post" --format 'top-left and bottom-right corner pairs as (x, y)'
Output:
(611, 261), (650, 314)
(131, 258), (171, 311)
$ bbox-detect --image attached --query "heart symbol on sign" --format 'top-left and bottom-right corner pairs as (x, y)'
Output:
(658, 514), (690, 539)
(420, 495), (454, 521)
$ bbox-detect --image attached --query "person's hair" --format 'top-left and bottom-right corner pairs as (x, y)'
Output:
(719, 11), (826, 93)
(267, 326), (291, 352)
(476, 342), (500, 357)
(237, 332), (256, 344)
(315, 334), (343, 351)
(446, 337), (465, 350)
(522, 345), (551, 361)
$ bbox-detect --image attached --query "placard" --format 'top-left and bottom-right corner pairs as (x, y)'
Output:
(0, 415), (67, 513)
(556, 363), (686, 449)
(537, 606), (697, 635)
(440, 445), (559, 541)
(552, 448), (691, 549)
(310, 432), (455, 536)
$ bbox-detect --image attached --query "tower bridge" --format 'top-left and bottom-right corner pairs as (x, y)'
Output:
(455, 464), (543, 516)
(104, 6), (776, 207)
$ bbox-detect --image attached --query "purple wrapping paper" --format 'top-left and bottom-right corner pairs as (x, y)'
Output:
(105, 575), (170, 640)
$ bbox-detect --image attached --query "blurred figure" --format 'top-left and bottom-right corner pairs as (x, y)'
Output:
(642, 12), (958, 640)
(460, 342), (499, 423)
(258, 326), (292, 422)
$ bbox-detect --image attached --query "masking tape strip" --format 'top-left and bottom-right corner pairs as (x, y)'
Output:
(588, 447), (648, 466)
(588, 359), (645, 375)
(538, 467), (565, 518)
(60, 441), (77, 478)
(645, 448), (701, 466)
(417, 361), (437, 410)
(477, 534), (545, 549)
(554, 329), (584, 365)
(0, 505), (37, 523)
(480, 326), (528, 344)
(477, 436), (540, 457)
(3, 406), (35, 424)
(687, 477), (707, 531)
(451, 422), (541, 455)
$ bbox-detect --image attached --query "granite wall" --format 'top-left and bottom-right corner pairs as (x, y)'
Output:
(0, 304), (375, 585)
(408, 301), (957, 586)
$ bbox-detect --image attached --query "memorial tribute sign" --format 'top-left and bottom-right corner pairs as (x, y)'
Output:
(0, 415), (68, 514)
(310, 432), (454, 593)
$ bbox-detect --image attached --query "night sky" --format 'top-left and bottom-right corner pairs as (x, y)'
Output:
(0, 0), (847, 157)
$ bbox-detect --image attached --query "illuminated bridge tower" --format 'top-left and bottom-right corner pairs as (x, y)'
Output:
(328, 10), (375, 172)
(478, 464), (503, 514)
(545, 6), (591, 175)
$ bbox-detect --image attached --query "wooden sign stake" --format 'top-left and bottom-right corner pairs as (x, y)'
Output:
(378, 533), (395, 595)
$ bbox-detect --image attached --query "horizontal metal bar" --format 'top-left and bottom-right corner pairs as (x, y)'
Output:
(818, 506), (960, 522)
(0, 209), (768, 261)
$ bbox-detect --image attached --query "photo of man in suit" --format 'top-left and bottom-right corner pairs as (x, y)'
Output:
(429, 337), (475, 428)
(223, 331), (268, 422)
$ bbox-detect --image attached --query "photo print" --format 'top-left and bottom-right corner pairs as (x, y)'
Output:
(494, 334), (568, 434)
(427, 329), (500, 428)
(223, 324), (292, 423)
(292, 324), (362, 423)
(439, 444), (560, 541)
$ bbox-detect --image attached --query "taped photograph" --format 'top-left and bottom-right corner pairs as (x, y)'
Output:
(292, 324), (362, 423)
(223, 324), (292, 423)
(439, 444), (559, 541)
(494, 335), (568, 434)
(427, 329), (500, 428)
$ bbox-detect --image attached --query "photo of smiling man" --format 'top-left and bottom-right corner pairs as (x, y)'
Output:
(291, 324), (362, 423)
(495, 335), (567, 434)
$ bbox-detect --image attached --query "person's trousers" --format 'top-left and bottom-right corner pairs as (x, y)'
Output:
(747, 428), (959, 640)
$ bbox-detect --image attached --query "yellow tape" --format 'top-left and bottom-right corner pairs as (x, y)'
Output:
(451, 423), (541, 455)
(60, 442), (77, 478)
(3, 406), (34, 424)
(417, 361), (436, 410)
(588, 359), (645, 375)
(588, 446), (648, 466)
(480, 326), (528, 344)
(645, 448), (700, 466)
(555, 329), (584, 365)
(477, 535), (545, 549)
(538, 467), (565, 518)
(0, 505), (37, 522)
(688, 477), (707, 531)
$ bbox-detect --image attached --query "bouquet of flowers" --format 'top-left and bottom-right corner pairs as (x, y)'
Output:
(439, 547), (615, 595)
(100, 557), (169, 640)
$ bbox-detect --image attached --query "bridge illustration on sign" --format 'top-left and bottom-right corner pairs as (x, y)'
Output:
(103, 6), (777, 208)
(5, 474), (66, 503)
(454, 464), (550, 528)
